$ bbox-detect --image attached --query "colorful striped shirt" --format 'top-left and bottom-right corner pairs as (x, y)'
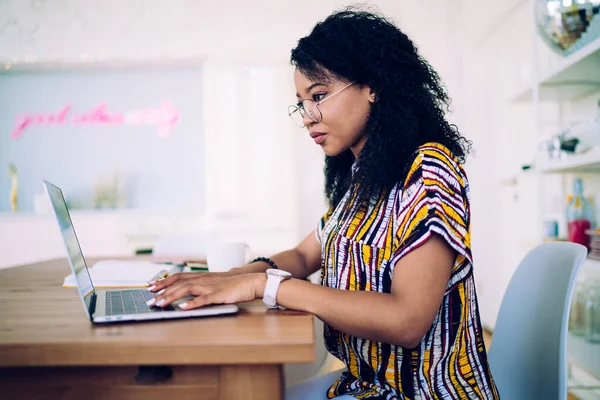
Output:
(316, 142), (499, 399)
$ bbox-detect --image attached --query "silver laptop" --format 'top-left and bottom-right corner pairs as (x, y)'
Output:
(44, 180), (239, 324)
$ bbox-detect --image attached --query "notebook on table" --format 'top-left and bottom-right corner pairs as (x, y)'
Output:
(62, 260), (183, 288)
(44, 180), (239, 324)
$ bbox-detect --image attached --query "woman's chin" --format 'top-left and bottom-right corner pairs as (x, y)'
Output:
(322, 144), (345, 157)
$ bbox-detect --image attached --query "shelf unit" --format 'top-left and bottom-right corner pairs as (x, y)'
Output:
(538, 147), (600, 174)
(581, 257), (600, 281)
(521, 27), (600, 243)
(567, 332), (600, 399)
(518, 19), (600, 397)
(511, 35), (600, 102)
(583, 256), (600, 270)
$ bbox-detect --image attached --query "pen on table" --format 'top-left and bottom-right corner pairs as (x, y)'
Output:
(147, 269), (169, 285)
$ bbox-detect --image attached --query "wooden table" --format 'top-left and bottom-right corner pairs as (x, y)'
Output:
(0, 259), (315, 400)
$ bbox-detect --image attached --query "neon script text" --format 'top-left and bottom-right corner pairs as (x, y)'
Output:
(11, 101), (180, 140)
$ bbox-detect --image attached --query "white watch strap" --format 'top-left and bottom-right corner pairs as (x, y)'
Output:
(263, 274), (283, 308)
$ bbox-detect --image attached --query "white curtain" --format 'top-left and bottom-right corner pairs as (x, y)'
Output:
(202, 62), (318, 252)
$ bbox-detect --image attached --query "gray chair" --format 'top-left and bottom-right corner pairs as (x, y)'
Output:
(488, 242), (587, 399)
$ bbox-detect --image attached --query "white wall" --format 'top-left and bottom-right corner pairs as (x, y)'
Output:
(0, 0), (459, 69)
(1, 0), (550, 329)
(458, 0), (535, 328)
(0, 0), (461, 243)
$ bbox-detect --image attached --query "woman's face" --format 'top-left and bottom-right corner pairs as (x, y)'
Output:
(293, 68), (375, 157)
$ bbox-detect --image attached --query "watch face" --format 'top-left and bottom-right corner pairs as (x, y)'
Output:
(267, 268), (291, 278)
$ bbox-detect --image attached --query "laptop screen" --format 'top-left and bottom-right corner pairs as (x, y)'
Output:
(44, 181), (95, 317)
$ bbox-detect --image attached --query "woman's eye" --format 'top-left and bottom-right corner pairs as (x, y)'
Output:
(313, 93), (326, 102)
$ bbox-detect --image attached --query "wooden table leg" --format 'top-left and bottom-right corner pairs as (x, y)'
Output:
(218, 364), (283, 400)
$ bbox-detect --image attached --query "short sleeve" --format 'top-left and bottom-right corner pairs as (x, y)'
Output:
(390, 145), (472, 268)
(315, 206), (334, 245)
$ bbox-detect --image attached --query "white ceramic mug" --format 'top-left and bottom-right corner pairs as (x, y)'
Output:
(206, 241), (251, 272)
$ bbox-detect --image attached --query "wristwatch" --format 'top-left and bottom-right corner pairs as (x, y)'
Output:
(263, 268), (292, 308)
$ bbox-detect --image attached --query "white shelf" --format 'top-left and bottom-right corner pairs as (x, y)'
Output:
(538, 147), (600, 174)
(569, 363), (600, 400)
(511, 35), (600, 102)
(583, 257), (600, 272)
(568, 332), (600, 381)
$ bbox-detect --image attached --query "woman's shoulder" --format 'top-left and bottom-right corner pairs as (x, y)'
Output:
(417, 142), (462, 168)
(401, 142), (467, 189)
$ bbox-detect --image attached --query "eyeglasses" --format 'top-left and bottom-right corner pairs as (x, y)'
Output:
(288, 81), (355, 128)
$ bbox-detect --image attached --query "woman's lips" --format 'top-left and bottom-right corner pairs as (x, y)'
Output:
(311, 132), (326, 145)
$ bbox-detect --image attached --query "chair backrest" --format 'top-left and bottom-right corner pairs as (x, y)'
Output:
(488, 242), (587, 400)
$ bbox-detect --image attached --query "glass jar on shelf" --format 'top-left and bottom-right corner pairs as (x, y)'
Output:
(566, 178), (594, 249)
(585, 282), (600, 344)
(570, 281), (589, 336)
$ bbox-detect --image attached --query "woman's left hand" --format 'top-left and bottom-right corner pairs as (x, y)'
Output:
(147, 273), (266, 310)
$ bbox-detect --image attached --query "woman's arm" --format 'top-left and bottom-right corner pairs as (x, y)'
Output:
(259, 233), (455, 348)
(151, 233), (453, 349)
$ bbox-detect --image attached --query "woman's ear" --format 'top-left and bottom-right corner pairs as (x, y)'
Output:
(367, 87), (377, 103)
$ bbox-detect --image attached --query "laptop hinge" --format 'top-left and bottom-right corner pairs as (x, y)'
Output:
(88, 292), (97, 319)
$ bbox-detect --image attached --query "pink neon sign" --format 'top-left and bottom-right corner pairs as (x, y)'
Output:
(11, 101), (180, 140)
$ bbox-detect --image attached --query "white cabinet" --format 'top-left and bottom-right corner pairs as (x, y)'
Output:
(71, 214), (125, 257)
(0, 212), (131, 270)
(0, 210), (296, 270)
(0, 217), (49, 269)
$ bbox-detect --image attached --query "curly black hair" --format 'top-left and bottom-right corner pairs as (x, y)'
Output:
(290, 7), (472, 209)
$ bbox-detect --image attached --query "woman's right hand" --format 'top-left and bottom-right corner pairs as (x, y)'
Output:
(148, 270), (234, 292)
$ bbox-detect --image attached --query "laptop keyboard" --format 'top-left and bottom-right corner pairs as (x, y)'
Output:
(105, 289), (173, 315)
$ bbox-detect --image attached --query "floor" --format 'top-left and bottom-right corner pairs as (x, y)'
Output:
(483, 328), (492, 349)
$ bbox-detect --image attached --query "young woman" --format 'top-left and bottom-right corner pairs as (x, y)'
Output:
(148, 8), (500, 400)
